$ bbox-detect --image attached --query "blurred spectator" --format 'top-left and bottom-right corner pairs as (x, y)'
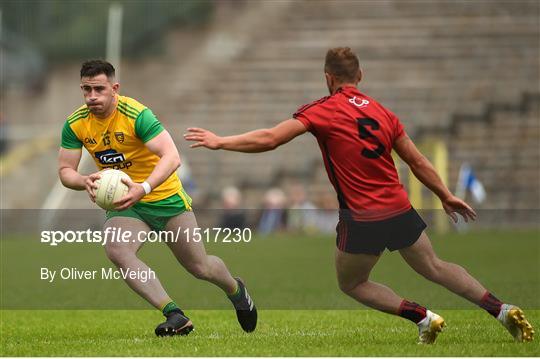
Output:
(257, 188), (287, 235)
(286, 183), (317, 232)
(218, 186), (247, 229)
(315, 193), (339, 234)
(177, 157), (197, 195)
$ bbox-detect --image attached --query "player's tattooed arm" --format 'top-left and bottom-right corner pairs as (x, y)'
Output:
(394, 135), (477, 223)
(184, 119), (307, 153)
(58, 147), (100, 201)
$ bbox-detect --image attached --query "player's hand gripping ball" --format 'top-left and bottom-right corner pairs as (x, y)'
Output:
(94, 169), (130, 210)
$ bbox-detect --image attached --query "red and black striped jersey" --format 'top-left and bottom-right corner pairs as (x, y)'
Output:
(293, 85), (411, 221)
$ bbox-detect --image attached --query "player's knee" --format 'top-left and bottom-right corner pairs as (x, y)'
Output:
(338, 282), (356, 295)
(421, 258), (446, 282)
(105, 246), (133, 266)
(187, 262), (211, 281)
(338, 277), (367, 295)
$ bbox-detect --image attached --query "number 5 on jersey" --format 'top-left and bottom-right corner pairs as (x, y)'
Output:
(357, 117), (385, 159)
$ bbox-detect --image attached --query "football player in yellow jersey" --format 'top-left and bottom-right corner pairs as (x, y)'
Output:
(58, 60), (257, 336)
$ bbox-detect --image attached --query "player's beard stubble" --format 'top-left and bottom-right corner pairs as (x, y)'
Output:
(87, 95), (115, 117)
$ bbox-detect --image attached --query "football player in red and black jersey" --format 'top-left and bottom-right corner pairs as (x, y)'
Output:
(184, 47), (533, 344)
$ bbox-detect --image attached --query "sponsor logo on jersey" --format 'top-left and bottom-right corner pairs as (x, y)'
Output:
(114, 132), (125, 143)
(95, 149), (133, 170)
(84, 137), (97, 144)
(349, 96), (370, 108)
(95, 149), (126, 164)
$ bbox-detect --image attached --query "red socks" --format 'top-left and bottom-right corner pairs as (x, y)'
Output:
(479, 291), (503, 318)
(398, 299), (427, 324)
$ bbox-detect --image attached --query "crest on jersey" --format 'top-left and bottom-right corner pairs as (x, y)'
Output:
(349, 96), (369, 108)
(114, 132), (125, 143)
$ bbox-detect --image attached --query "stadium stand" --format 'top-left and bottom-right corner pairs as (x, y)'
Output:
(1, 0), (538, 216)
(169, 0), (540, 211)
(448, 93), (540, 210)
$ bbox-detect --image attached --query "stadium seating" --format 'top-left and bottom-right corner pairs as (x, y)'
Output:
(449, 93), (540, 210)
(1, 0), (538, 216)
(167, 0), (539, 211)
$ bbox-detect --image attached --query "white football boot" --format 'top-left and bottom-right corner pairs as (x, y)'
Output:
(417, 310), (446, 344)
(497, 304), (534, 342)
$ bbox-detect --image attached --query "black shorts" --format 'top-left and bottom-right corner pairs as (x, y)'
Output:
(336, 207), (427, 255)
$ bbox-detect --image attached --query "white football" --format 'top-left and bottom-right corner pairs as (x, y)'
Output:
(94, 169), (130, 210)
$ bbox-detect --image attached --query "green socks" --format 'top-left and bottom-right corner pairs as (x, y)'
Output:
(228, 282), (242, 302)
(161, 301), (180, 315)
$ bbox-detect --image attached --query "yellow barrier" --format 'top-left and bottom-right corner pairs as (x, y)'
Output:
(393, 138), (449, 233)
(0, 136), (57, 178)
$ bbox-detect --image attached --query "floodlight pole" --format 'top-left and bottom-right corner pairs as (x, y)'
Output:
(106, 3), (123, 81)
(0, 8), (3, 90)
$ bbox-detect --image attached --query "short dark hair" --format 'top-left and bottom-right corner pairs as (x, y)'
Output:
(80, 60), (115, 79)
(324, 47), (360, 83)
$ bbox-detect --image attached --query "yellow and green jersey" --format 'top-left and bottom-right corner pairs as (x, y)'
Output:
(61, 95), (189, 205)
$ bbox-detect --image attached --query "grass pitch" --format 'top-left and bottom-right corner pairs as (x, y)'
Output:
(1, 309), (539, 356)
(1, 229), (539, 356)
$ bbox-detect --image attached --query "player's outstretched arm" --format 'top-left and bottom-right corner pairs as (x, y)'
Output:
(184, 119), (307, 153)
(394, 135), (477, 223)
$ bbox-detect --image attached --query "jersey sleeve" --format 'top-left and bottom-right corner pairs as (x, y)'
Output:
(292, 98), (333, 139)
(61, 121), (83, 149)
(387, 110), (406, 144)
(393, 116), (406, 142)
(135, 108), (164, 143)
(293, 107), (314, 132)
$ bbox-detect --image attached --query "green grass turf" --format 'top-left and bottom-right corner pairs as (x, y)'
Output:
(1, 230), (539, 310)
(1, 309), (539, 356)
(1, 230), (539, 355)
